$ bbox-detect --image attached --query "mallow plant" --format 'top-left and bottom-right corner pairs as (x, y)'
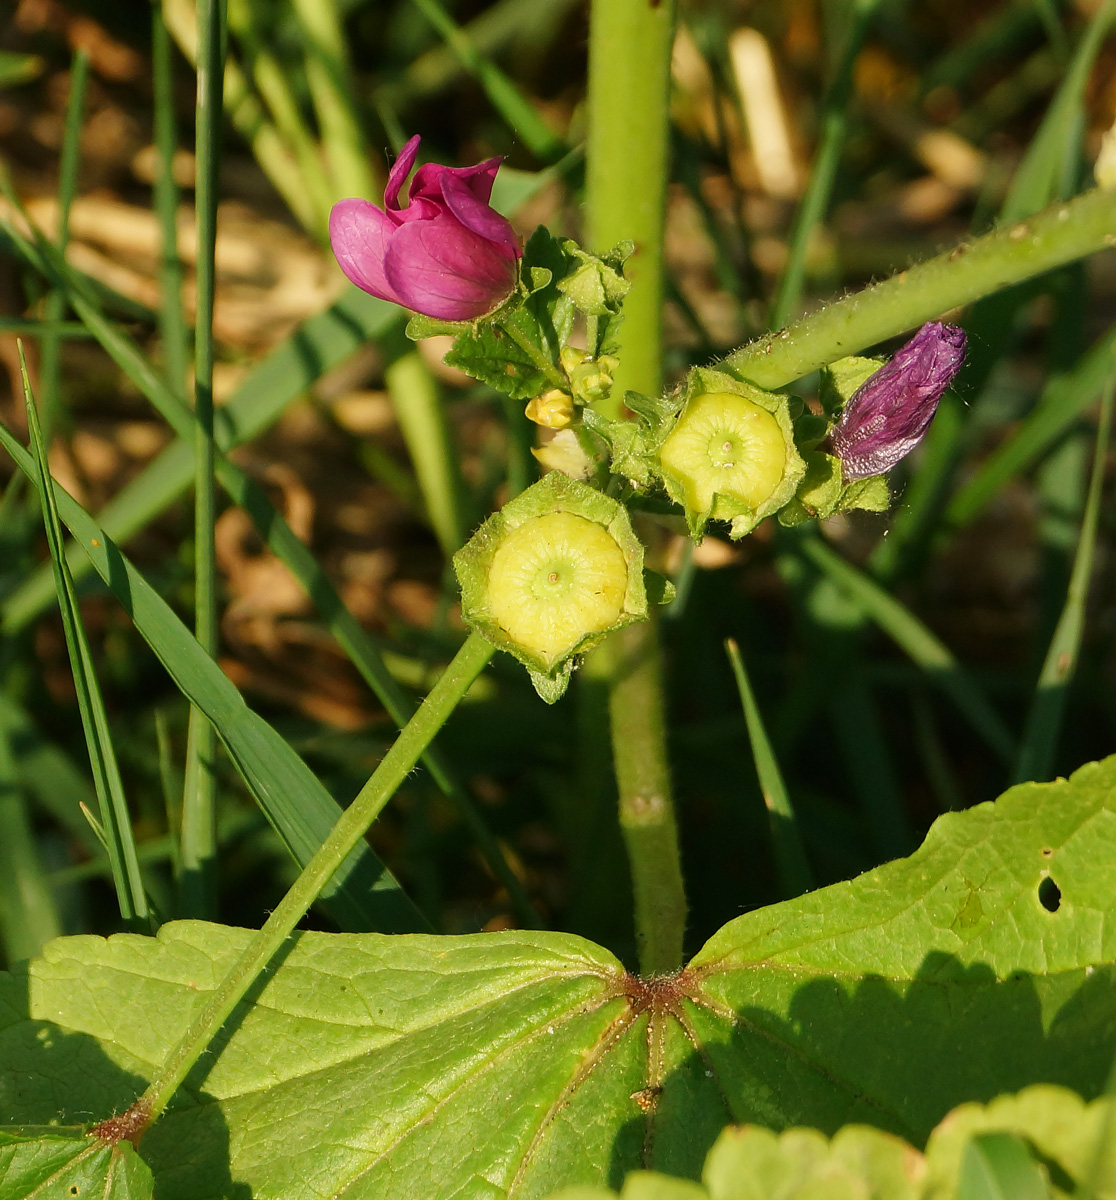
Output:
(2, 2), (1116, 1198)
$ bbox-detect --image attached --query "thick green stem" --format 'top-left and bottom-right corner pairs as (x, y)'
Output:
(585, 0), (686, 974)
(585, 0), (676, 412)
(724, 186), (1116, 391)
(129, 632), (494, 1131)
(604, 620), (686, 974)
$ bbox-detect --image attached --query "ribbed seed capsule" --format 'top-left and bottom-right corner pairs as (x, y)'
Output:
(487, 512), (628, 668)
(659, 391), (787, 519)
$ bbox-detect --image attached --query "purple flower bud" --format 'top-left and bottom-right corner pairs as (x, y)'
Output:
(329, 135), (521, 322)
(831, 322), (966, 481)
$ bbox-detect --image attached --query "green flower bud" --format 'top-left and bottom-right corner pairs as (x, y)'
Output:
(454, 472), (650, 700)
(657, 367), (805, 539)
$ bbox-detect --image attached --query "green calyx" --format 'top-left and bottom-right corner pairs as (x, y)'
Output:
(454, 472), (651, 701)
(657, 367), (805, 540)
(778, 354), (893, 525)
(405, 229), (632, 411)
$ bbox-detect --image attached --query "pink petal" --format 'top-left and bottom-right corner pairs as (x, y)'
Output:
(384, 135), (421, 211)
(410, 155), (501, 206)
(382, 216), (518, 321)
(328, 199), (404, 305)
(441, 171), (520, 254)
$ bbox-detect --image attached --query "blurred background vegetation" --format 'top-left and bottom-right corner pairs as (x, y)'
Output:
(0, 0), (1113, 970)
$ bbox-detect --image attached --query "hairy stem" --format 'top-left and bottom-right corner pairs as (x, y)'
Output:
(586, 0), (686, 975)
(725, 186), (1116, 390)
(604, 620), (686, 974)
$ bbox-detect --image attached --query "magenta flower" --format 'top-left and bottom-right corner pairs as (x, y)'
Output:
(831, 321), (966, 481)
(329, 135), (521, 322)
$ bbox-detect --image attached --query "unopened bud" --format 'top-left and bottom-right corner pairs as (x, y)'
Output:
(831, 322), (965, 481)
(526, 390), (574, 429)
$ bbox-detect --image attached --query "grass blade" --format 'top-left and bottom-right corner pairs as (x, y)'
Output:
(17, 344), (149, 927)
(0, 416), (427, 935)
(999, 0), (1114, 223)
(163, 0), (319, 231)
(0, 280), (404, 633)
(179, 0), (224, 920)
(383, 342), (470, 556)
(799, 536), (1015, 762)
(947, 320), (1116, 529)
(152, 5), (189, 392)
(407, 0), (565, 162)
(724, 638), (813, 897)
(830, 668), (915, 860)
(291, 0), (377, 200)
(768, 0), (880, 329)
(38, 47), (87, 445)
(226, 0), (334, 238)
(1012, 377), (1114, 783)
(0, 218), (537, 924)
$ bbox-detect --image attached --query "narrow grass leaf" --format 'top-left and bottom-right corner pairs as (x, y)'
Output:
(799, 537), (1015, 762)
(152, 4), (189, 392)
(0, 418), (427, 934)
(0, 224), (533, 925)
(0, 275), (403, 632)
(1000, 0), (1114, 223)
(225, 0), (334, 238)
(179, 0), (224, 921)
(17, 346), (149, 927)
(291, 0), (377, 200)
(1013, 377), (1113, 784)
(383, 343), (469, 555)
(39, 47), (87, 444)
(162, 0), (318, 231)
(407, 0), (566, 162)
(724, 638), (813, 897)
(830, 668), (915, 860)
(767, 0), (880, 329)
(947, 320), (1116, 529)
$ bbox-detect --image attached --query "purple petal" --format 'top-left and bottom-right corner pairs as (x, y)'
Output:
(382, 214), (518, 321)
(440, 171), (520, 254)
(833, 322), (966, 481)
(384, 135), (421, 211)
(328, 198), (404, 305)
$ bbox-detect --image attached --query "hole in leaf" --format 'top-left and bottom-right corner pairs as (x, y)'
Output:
(1041, 847), (1053, 858)
(1038, 876), (1061, 913)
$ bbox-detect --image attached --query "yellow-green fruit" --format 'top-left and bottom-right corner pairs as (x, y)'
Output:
(486, 511), (629, 668)
(660, 391), (786, 518)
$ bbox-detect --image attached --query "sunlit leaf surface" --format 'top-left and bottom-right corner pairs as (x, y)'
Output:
(2, 757), (1114, 1197)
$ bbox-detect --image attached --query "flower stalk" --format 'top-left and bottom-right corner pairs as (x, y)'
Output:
(128, 633), (495, 1133)
(724, 185), (1116, 392)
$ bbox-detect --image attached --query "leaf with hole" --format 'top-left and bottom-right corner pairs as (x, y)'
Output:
(2, 757), (1114, 1196)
